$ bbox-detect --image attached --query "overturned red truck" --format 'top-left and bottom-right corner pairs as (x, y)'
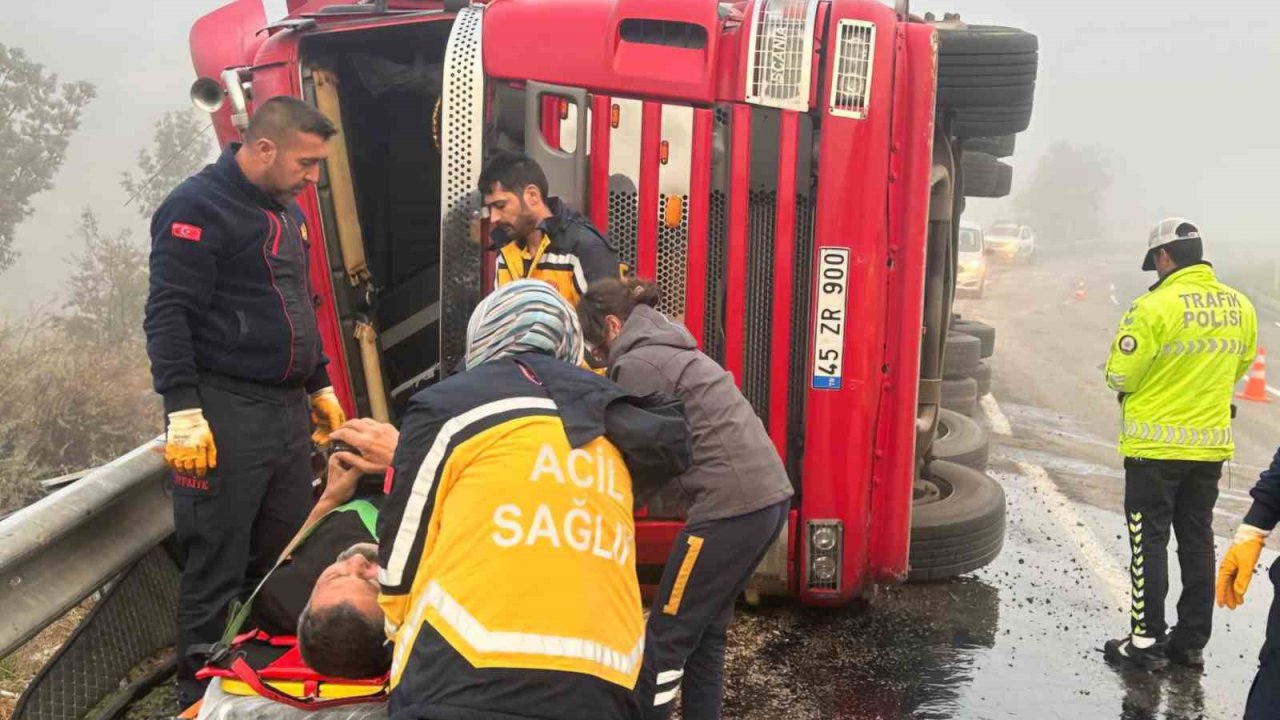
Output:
(189, 0), (1035, 605)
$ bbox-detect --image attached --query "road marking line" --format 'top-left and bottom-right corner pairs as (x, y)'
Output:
(981, 394), (1012, 436)
(1267, 385), (1280, 398)
(1015, 461), (1129, 608)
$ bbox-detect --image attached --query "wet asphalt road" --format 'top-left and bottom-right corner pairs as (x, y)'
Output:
(717, 245), (1280, 720)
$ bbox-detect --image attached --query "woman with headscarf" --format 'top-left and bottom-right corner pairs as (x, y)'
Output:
(376, 279), (691, 720)
(577, 277), (793, 720)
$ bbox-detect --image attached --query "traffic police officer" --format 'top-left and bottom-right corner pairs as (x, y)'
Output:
(144, 97), (347, 705)
(1102, 218), (1257, 670)
(479, 150), (620, 307)
(1217, 445), (1280, 718)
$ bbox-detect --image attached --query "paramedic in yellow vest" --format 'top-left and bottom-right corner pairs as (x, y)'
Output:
(377, 280), (690, 720)
(1102, 218), (1257, 672)
(480, 150), (620, 307)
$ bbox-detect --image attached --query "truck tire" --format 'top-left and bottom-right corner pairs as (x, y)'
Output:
(972, 360), (992, 397)
(943, 332), (981, 378)
(935, 26), (1038, 111)
(949, 103), (1035, 138)
(942, 376), (979, 416)
(908, 461), (1006, 582)
(931, 408), (990, 471)
(961, 152), (1013, 198)
(952, 319), (995, 358)
(963, 134), (1016, 158)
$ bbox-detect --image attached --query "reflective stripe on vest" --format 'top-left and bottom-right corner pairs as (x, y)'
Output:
(1160, 337), (1253, 358)
(392, 579), (645, 680)
(1123, 421), (1233, 446)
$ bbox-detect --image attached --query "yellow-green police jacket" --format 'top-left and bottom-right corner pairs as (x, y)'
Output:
(1106, 263), (1256, 460)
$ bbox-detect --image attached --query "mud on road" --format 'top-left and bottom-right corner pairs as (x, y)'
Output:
(716, 246), (1280, 720)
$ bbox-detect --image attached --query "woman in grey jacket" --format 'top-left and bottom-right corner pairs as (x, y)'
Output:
(578, 277), (793, 720)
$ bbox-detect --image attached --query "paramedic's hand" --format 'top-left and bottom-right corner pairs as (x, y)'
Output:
(322, 452), (363, 505)
(165, 409), (217, 477)
(329, 418), (399, 474)
(309, 387), (347, 446)
(1217, 524), (1268, 609)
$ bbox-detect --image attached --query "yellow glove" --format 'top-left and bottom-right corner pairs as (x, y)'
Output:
(165, 409), (217, 477)
(309, 387), (347, 446)
(1217, 524), (1268, 609)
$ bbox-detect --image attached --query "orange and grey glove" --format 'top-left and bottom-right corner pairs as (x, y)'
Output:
(165, 409), (218, 477)
(1217, 524), (1268, 610)
(309, 387), (347, 447)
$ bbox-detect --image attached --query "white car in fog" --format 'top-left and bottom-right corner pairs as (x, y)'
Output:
(986, 221), (1035, 262)
(957, 221), (986, 298)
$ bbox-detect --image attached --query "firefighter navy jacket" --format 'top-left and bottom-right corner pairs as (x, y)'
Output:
(1246, 446), (1280, 532)
(144, 145), (329, 413)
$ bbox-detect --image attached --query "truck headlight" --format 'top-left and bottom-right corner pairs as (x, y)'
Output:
(807, 520), (843, 591)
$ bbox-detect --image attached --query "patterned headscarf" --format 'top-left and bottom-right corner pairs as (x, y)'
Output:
(465, 279), (585, 370)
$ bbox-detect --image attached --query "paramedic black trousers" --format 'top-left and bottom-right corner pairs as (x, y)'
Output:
(635, 500), (789, 720)
(1245, 561), (1280, 719)
(1123, 457), (1221, 651)
(171, 373), (314, 706)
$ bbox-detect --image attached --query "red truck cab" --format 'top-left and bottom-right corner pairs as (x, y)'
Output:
(188, 0), (968, 605)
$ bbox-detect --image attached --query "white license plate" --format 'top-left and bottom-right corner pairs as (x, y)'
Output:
(811, 247), (850, 390)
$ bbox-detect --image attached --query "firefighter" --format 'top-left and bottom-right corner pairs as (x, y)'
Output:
(480, 150), (620, 307)
(1217, 445), (1280, 718)
(1102, 218), (1257, 671)
(578, 277), (794, 720)
(143, 97), (347, 705)
(376, 280), (691, 720)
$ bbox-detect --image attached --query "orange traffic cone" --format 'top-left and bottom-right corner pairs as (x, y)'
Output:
(1237, 346), (1272, 403)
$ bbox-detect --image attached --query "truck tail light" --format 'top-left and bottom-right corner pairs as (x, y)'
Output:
(807, 520), (843, 591)
(829, 20), (877, 119)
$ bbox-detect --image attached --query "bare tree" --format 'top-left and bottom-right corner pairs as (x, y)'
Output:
(0, 44), (96, 272)
(1014, 141), (1113, 248)
(120, 109), (215, 218)
(58, 208), (148, 347)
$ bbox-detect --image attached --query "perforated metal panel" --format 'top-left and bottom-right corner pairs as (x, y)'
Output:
(702, 107), (731, 363)
(830, 19), (877, 119)
(608, 190), (639, 272)
(787, 195), (816, 480)
(12, 546), (179, 720)
(656, 193), (690, 317)
(439, 6), (485, 372)
(743, 190), (778, 420)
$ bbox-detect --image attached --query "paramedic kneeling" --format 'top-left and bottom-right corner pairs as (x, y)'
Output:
(377, 280), (690, 720)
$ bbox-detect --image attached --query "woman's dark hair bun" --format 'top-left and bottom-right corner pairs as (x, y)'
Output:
(627, 278), (662, 308)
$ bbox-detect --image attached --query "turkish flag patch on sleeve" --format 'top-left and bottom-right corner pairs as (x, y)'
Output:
(171, 222), (203, 242)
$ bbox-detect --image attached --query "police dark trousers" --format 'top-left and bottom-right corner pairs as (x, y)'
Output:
(1245, 561), (1280, 719)
(172, 373), (313, 705)
(636, 501), (788, 720)
(1124, 457), (1221, 649)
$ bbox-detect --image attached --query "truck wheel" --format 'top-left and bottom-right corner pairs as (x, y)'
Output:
(949, 103), (1035, 139)
(935, 25), (1038, 111)
(942, 376), (979, 417)
(952, 319), (995, 358)
(908, 460), (1006, 582)
(961, 152), (1013, 198)
(963, 134), (1016, 158)
(972, 360), (992, 397)
(943, 331), (981, 378)
(931, 408), (989, 471)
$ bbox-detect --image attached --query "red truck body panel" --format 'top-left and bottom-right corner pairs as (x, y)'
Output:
(189, 0), (939, 605)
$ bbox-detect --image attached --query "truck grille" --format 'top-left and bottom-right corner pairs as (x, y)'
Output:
(830, 19), (877, 119)
(745, 0), (821, 112)
(743, 189), (777, 421)
(608, 189), (640, 273)
(656, 194), (689, 318)
(787, 195), (816, 479)
(703, 190), (728, 363)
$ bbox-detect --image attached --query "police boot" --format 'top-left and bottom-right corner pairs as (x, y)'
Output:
(1104, 636), (1169, 672)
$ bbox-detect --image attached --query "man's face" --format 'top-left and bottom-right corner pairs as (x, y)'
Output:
(483, 182), (540, 242)
(257, 130), (330, 204)
(308, 543), (383, 624)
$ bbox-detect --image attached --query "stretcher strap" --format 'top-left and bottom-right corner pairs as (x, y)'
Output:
(227, 657), (385, 711)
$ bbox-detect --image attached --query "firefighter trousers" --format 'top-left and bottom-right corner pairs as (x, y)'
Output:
(1245, 561), (1280, 719)
(635, 501), (788, 720)
(171, 374), (314, 706)
(1123, 457), (1221, 650)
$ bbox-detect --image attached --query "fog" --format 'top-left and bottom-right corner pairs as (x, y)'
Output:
(3, 0), (1278, 316)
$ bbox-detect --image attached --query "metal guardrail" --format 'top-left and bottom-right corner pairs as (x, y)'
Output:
(0, 436), (172, 658)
